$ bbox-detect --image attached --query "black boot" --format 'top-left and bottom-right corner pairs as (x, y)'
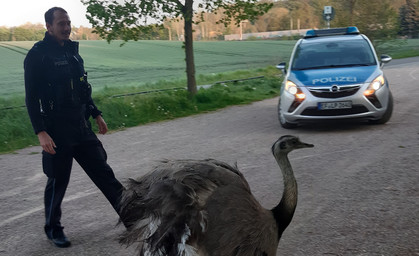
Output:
(45, 226), (71, 248)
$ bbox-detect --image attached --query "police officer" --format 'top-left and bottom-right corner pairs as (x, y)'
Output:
(24, 7), (124, 248)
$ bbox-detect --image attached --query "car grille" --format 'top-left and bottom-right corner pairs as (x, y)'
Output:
(308, 84), (361, 98)
(301, 105), (369, 116)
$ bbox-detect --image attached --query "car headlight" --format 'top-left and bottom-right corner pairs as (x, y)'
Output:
(364, 75), (385, 96)
(285, 80), (298, 94)
(285, 80), (306, 100)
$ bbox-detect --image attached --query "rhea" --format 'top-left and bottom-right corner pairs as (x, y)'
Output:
(118, 135), (313, 256)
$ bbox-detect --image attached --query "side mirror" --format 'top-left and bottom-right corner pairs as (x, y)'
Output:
(380, 54), (392, 66)
(276, 62), (287, 74)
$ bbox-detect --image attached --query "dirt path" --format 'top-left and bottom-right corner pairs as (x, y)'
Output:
(0, 57), (418, 255)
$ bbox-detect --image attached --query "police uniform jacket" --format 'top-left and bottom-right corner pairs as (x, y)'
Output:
(24, 32), (102, 146)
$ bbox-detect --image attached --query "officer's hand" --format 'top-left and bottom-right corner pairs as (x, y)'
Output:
(95, 115), (108, 135)
(37, 131), (56, 154)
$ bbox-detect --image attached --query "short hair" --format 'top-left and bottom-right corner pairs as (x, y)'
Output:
(44, 7), (67, 24)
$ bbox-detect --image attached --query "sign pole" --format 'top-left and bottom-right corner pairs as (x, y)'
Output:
(323, 6), (335, 29)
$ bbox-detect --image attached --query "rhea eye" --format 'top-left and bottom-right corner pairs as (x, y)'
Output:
(280, 142), (287, 149)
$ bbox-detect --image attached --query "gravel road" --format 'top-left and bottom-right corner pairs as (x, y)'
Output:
(0, 57), (418, 256)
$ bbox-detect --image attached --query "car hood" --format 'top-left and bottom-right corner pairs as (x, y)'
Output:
(289, 66), (379, 87)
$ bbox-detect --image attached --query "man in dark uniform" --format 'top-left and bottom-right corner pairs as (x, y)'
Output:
(24, 7), (124, 248)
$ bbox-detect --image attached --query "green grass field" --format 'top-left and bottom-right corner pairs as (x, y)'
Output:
(0, 40), (297, 98)
(1, 39), (418, 98)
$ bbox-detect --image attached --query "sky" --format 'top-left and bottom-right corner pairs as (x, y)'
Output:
(0, 0), (91, 27)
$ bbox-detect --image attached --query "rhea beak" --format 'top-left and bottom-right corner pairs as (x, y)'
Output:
(298, 142), (314, 148)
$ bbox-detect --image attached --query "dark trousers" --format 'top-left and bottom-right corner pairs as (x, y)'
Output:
(42, 139), (123, 237)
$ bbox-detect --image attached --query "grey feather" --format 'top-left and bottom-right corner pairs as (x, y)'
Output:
(118, 136), (313, 256)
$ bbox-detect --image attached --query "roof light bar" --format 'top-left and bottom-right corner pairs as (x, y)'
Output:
(304, 26), (360, 38)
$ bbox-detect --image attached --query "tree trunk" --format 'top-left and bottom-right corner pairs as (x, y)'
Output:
(348, 0), (357, 25)
(184, 0), (197, 96)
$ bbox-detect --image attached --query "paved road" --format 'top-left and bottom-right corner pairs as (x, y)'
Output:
(0, 57), (418, 255)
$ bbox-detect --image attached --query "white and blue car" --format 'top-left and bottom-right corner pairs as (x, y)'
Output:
(277, 27), (393, 128)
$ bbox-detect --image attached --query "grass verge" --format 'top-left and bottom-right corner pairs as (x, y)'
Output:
(0, 66), (282, 154)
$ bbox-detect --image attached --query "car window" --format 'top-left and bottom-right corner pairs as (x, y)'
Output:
(292, 38), (376, 70)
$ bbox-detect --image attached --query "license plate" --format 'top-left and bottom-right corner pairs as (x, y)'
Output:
(318, 101), (352, 110)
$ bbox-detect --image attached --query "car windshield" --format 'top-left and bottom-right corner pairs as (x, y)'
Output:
(291, 39), (377, 70)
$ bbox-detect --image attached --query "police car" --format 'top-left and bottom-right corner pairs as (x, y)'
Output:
(276, 26), (393, 128)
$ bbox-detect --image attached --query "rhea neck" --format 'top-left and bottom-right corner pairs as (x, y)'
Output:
(271, 151), (298, 240)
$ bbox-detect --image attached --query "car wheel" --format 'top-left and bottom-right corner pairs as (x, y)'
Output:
(369, 91), (393, 125)
(278, 98), (297, 129)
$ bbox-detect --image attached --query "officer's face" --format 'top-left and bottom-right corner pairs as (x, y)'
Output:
(47, 10), (71, 45)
